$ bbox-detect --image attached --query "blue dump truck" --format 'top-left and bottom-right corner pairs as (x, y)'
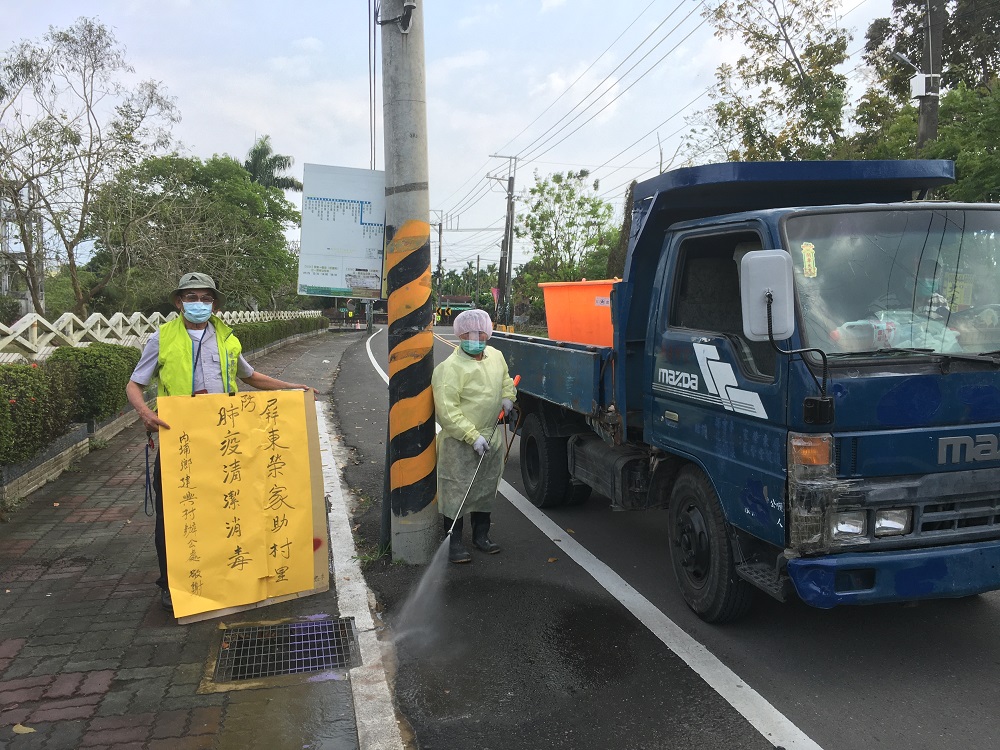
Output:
(492, 160), (1000, 623)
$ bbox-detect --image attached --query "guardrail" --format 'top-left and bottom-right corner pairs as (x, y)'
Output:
(0, 310), (323, 363)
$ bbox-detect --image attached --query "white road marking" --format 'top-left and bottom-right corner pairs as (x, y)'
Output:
(317, 401), (405, 750)
(366, 327), (387, 383)
(364, 331), (824, 748)
(501, 479), (822, 750)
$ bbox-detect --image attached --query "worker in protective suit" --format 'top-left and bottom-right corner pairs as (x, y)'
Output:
(432, 309), (517, 563)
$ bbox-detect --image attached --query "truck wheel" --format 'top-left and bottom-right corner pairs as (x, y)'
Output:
(667, 468), (753, 623)
(520, 413), (571, 508)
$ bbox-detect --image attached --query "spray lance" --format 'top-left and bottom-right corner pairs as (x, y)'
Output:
(446, 374), (520, 537)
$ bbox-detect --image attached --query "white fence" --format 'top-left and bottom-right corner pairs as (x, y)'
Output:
(0, 310), (323, 364)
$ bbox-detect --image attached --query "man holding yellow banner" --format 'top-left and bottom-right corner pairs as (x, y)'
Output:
(125, 272), (315, 614)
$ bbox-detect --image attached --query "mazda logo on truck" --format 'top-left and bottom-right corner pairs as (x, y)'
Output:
(938, 434), (1000, 464)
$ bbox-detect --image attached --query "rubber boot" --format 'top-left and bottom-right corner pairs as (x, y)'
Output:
(443, 516), (472, 564)
(471, 512), (501, 554)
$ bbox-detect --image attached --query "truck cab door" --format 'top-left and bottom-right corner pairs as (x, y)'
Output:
(646, 228), (788, 548)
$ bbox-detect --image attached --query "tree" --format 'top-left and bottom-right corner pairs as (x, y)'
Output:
(514, 170), (614, 280)
(864, 1), (1000, 100)
(88, 154), (301, 313)
(0, 18), (177, 315)
(922, 83), (1000, 202)
(242, 135), (304, 191)
(512, 170), (616, 322)
(607, 181), (635, 278)
(686, 0), (850, 161)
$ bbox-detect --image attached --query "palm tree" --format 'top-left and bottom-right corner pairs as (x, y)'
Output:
(243, 135), (304, 191)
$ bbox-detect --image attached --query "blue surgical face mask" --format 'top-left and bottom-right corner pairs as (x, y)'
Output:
(182, 301), (213, 324)
(460, 339), (487, 356)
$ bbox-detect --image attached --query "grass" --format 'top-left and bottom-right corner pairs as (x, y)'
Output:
(353, 541), (392, 568)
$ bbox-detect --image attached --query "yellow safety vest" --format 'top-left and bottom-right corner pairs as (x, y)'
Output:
(156, 315), (242, 396)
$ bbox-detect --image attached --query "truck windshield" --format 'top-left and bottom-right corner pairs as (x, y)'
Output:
(784, 208), (1000, 357)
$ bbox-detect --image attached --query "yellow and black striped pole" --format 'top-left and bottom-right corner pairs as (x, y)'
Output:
(385, 220), (437, 562)
(381, 0), (437, 563)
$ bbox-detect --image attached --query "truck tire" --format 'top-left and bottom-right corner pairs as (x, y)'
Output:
(520, 413), (572, 508)
(667, 467), (753, 623)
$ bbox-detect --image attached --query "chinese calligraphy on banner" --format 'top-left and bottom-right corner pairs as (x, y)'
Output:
(158, 390), (325, 619)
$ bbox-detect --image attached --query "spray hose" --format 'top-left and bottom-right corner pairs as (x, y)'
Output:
(447, 374), (520, 536)
(503, 405), (525, 462)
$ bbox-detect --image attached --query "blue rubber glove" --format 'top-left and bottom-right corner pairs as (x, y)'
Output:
(473, 436), (489, 456)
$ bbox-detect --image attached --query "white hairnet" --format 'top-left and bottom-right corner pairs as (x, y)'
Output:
(453, 309), (493, 338)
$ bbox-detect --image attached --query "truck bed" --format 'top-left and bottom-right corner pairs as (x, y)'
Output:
(490, 331), (613, 417)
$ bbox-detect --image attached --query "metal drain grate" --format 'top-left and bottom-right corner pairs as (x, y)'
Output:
(213, 617), (362, 682)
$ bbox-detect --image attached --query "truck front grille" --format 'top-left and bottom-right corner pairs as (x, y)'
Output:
(919, 499), (1000, 534)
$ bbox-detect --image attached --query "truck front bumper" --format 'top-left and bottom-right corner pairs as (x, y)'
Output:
(786, 538), (1000, 608)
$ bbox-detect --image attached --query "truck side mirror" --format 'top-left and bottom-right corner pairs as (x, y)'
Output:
(740, 250), (795, 342)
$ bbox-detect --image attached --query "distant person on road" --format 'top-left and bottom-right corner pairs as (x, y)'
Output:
(432, 309), (517, 563)
(124, 272), (315, 613)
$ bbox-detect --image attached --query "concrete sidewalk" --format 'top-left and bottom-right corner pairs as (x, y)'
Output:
(0, 332), (402, 750)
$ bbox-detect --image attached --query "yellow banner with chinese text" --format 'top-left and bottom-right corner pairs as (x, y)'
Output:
(159, 390), (319, 619)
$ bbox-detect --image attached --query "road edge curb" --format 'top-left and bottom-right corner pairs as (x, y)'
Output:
(317, 402), (405, 750)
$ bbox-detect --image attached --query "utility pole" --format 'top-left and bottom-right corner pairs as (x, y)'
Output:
(489, 154), (517, 327)
(917, 1), (945, 150)
(429, 210), (446, 304)
(381, 0), (437, 564)
(476, 255), (481, 306)
(496, 214), (508, 322)
(437, 221), (443, 302)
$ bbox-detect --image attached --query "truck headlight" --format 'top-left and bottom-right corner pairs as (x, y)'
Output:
(831, 510), (867, 540)
(874, 508), (912, 537)
(787, 432), (838, 552)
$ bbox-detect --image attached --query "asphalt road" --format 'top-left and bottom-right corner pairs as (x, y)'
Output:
(333, 326), (1000, 750)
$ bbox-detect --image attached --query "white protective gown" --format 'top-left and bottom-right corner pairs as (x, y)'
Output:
(432, 345), (517, 519)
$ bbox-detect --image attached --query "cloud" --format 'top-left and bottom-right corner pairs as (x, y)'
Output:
(266, 37), (327, 79)
(428, 50), (490, 82)
(292, 36), (323, 53)
(456, 4), (501, 29)
(541, 0), (567, 11)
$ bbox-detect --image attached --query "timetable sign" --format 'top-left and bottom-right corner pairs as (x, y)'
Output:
(298, 164), (385, 299)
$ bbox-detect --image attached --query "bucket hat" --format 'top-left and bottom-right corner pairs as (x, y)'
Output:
(170, 272), (226, 307)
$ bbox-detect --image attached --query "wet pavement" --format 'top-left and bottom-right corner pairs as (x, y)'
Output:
(341, 328), (776, 750)
(0, 331), (389, 750)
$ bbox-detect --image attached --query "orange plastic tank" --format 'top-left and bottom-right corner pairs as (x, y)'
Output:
(538, 279), (618, 347)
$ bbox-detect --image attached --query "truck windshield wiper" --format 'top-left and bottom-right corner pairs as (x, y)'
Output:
(828, 347), (935, 357)
(829, 347), (1000, 365)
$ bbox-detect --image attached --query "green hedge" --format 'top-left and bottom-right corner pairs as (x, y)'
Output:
(0, 318), (323, 468)
(0, 361), (76, 466)
(231, 316), (327, 352)
(47, 342), (141, 424)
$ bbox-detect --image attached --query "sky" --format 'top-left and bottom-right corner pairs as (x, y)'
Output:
(3, 0), (894, 276)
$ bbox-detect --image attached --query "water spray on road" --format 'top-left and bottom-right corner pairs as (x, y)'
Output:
(393, 376), (520, 649)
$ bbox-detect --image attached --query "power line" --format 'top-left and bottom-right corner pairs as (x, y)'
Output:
(491, 0), (659, 156)
(589, 87), (710, 183)
(520, 7), (709, 165)
(444, 176), (493, 217)
(369, 0), (378, 170)
(438, 2), (698, 236)
(513, 1), (701, 162)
